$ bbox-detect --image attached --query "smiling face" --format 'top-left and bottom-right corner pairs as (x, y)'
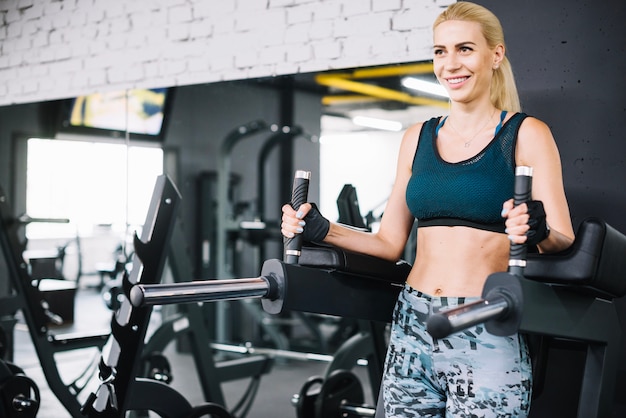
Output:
(433, 20), (503, 106)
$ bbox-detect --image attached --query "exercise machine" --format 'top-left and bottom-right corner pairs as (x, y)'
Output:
(83, 169), (626, 416)
(0, 186), (110, 417)
(426, 168), (626, 418)
(130, 169), (626, 417)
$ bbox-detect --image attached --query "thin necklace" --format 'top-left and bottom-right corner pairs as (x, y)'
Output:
(448, 108), (497, 148)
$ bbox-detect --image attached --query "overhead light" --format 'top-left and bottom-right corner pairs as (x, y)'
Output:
(352, 116), (403, 132)
(401, 77), (449, 98)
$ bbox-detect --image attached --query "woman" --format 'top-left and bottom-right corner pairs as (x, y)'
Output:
(282, 2), (574, 416)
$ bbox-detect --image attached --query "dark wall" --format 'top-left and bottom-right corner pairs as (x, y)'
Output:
(482, 0), (626, 232)
(165, 78), (321, 276)
(478, 1), (626, 416)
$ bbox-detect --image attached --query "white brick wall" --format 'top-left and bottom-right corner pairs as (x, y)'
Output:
(0, 0), (454, 106)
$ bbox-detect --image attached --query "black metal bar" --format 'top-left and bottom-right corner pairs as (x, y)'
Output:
(130, 277), (270, 307)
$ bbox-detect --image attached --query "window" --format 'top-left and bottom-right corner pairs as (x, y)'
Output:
(25, 138), (163, 239)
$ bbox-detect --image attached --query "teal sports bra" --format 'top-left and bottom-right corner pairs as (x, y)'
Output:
(406, 112), (528, 233)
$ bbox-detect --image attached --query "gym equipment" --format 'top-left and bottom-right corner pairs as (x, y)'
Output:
(0, 360), (41, 418)
(82, 175), (275, 417)
(137, 216), (274, 417)
(426, 170), (626, 418)
(213, 121), (320, 350)
(0, 186), (109, 417)
(131, 169), (626, 417)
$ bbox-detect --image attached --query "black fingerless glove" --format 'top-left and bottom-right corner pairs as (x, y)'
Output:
(301, 203), (330, 243)
(526, 200), (550, 246)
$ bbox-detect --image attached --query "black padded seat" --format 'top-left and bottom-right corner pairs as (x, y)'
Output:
(525, 217), (626, 299)
(298, 244), (411, 285)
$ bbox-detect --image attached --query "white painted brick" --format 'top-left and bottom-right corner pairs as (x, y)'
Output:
(213, 14), (236, 34)
(130, 11), (154, 29)
(237, 0), (269, 12)
(162, 59), (187, 76)
(284, 22), (310, 44)
(259, 26), (287, 47)
(0, 56), (9, 70)
(169, 23), (191, 41)
(190, 19), (213, 39)
(42, 2), (62, 16)
(334, 12), (392, 38)
(21, 4), (44, 20)
(169, 5), (193, 24)
(0, 0), (437, 105)
(17, 0), (34, 8)
(48, 58), (82, 76)
(392, 8), (436, 31)
(310, 19), (333, 40)
(235, 50), (259, 68)
(22, 78), (39, 94)
(107, 33), (127, 50)
(370, 31), (405, 56)
(38, 47), (56, 64)
(236, 8), (285, 32)
(5, 8), (21, 24)
(6, 21), (23, 38)
(311, 39), (341, 60)
(341, 0), (370, 17)
(103, 2), (125, 19)
(259, 44), (286, 64)
(187, 56), (211, 73)
(247, 63), (276, 78)
(9, 53), (24, 67)
(286, 4), (313, 24)
(270, 0), (295, 7)
(29, 63), (48, 77)
(12, 35), (31, 51)
(194, 1), (236, 16)
(286, 43), (312, 62)
(342, 35), (371, 58)
(313, 1), (341, 21)
(87, 7), (105, 24)
(209, 53), (235, 72)
(109, 16), (132, 34)
(372, 0), (402, 13)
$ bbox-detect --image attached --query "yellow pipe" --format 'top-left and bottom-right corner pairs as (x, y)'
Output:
(316, 75), (448, 109)
(321, 95), (386, 106)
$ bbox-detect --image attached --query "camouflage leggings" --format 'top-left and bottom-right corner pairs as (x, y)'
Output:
(381, 284), (532, 418)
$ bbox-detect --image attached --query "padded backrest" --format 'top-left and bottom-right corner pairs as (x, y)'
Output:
(525, 217), (626, 299)
(298, 244), (411, 285)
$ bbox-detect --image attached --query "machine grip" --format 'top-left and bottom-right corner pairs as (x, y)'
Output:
(509, 166), (533, 276)
(284, 170), (311, 264)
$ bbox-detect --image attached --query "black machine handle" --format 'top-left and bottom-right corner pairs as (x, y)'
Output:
(283, 170), (311, 264)
(426, 166), (532, 338)
(509, 166), (532, 277)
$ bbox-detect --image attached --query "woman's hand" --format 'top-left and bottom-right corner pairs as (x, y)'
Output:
(502, 199), (550, 245)
(281, 202), (330, 243)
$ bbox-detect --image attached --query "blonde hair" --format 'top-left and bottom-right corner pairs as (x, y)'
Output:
(434, 2), (521, 112)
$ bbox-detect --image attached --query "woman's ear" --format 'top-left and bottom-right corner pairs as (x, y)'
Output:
(493, 44), (505, 69)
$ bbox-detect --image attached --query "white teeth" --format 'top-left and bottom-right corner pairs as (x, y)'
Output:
(448, 77), (467, 84)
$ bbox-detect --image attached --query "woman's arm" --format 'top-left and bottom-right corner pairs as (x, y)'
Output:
(281, 123), (422, 261)
(503, 117), (575, 253)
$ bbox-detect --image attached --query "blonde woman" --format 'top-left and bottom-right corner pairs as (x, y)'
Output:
(282, 2), (574, 416)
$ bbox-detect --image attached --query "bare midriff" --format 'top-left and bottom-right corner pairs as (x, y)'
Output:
(406, 225), (511, 297)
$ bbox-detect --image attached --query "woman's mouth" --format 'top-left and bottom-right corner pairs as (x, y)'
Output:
(446, 76), (469, 87)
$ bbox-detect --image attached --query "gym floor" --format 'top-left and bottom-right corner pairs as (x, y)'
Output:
(11, 276), (375, 418)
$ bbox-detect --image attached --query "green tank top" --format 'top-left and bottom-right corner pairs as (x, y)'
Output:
(406, 112), (528, 233)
